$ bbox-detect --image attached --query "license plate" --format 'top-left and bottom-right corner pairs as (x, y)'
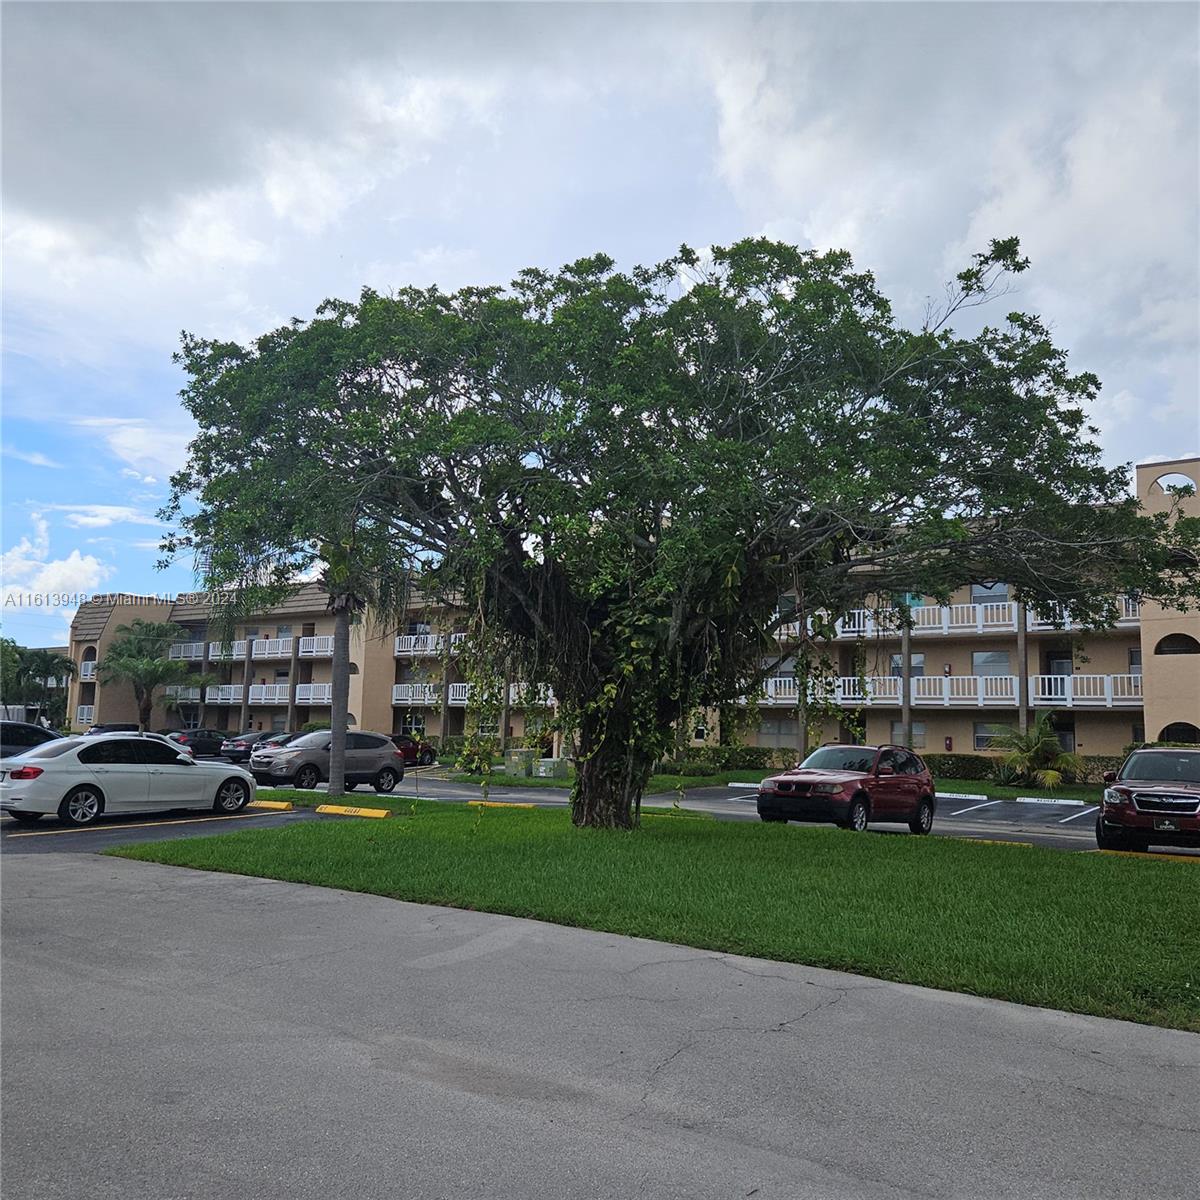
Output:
(1154, 818), (1180, 832)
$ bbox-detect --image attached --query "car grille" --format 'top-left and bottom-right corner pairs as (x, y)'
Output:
(772, 781), (812, 795)
(1132, 792), (1200, 815)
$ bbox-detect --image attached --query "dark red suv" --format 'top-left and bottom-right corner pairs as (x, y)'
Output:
(390, 734), (437, 766)
(757, 744), (936, 834)
(1097, 747), (1200, 851)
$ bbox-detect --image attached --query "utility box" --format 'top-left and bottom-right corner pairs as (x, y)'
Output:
(532, 757), (570, 779)
(504, 748), (538, 778)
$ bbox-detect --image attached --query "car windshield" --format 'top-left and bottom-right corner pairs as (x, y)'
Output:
(286, 731), (330, 748)
(797, 747), (878, 773)
(263, 734), (295, 746)
(10, 738), (83, 760)
(1118, 751), (1200, 784)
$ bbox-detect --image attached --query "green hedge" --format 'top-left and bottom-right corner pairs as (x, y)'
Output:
(689, 744), (778, 770)
(922, 753), (994, 780)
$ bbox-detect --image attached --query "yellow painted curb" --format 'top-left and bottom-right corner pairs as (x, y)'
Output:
(467, 800), (536, 810)
(1096, 849), (1200, 864)
(248, 799), (294, 811)
(315, 804), (392, 819)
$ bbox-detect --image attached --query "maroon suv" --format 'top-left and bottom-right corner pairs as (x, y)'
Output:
(1097, 747), (1200, 851)
(757, 744), (936, 834)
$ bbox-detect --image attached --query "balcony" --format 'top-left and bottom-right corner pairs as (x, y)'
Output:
(295, 683), (332, 705)
(509, 683), (556, 706)
(754, 673), (1144, 709)
(76, 705), (95, 725)
(448, 683), (470, 705)
(164, 685), (202, 703)
(252, 637), (293, 659)
(785, 596), (1142, 641)
(207, 641), (247, 661)
(167, 641), (205, 661)
(298, 636), (334, 658)
(394, 633), (466, 657)
(248, 684), (291, 704)
(79, 661), (97, 682)
(392, 683), (440, 705)
(205, 685), (244, 705)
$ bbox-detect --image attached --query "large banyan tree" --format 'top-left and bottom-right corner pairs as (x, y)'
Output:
(168, 238), (1199, 828)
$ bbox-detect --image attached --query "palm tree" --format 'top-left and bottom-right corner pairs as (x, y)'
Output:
(991, 710), (1084, 790)
(15, 647), (76, 725)
(97, 620), (203, 730)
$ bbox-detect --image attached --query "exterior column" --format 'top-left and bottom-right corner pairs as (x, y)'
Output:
(238, 634), (253, 731)
(199, 630), (211, 728)
(285, 635), (300, 731)
(1016, 602), (1029, 735)
(900, 624), (913, 747)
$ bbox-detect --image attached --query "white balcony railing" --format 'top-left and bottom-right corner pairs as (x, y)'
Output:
(207, 641), (247, 661)
(248, 684), (291, 704)
(509, 683), (556, 706)
(788, 596), (1142, 641)
(391, 683), (440, 705)
(252, 637), (293, 659)
(754, 673), (1144, 709)
(298, 636), (334, 658)
(1032, 674), (1143, 708)
(205, 685), (244, 705)
(76, 705), (95, 724)
(394, 633), (467, 657)
(448, 683), (471, 706)
(79, 661), (97, 682)
(295, 683), (332, 704)
(167, 641), (205, 661)
(164, 685), (202, 702)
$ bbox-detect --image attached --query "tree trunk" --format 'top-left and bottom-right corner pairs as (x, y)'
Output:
(328, 605), (352, 797)
(570, 706), (655, 829)
(139, 692), (153, 732)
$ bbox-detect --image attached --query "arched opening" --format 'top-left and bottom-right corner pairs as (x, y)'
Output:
(1158, 722), (1200, 745)
(349, 662), (360, 675)
(1154, 633), (1200, 655)
(1149, 471), (1197, 495)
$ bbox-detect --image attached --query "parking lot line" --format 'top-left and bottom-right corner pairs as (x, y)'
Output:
(1058, 805), (1099, 824)
(950, 800), (1001, 816)
(2, 811), (282, 838)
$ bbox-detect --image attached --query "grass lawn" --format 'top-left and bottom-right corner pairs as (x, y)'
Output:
(937, 777), (1101, 803)
(112, 802), (1198, 1030)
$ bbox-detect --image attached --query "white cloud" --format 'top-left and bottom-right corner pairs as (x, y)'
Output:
(2, 447), (61, 468)
(72, 418), (192, 478)
(1, 514), (112, 605)
(41, 503), (161, 530)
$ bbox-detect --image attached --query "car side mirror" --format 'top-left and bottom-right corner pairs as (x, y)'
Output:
(1102, 770), (1117, 784)
(175, 753), (195, 764)
(876, 765), (895, 776)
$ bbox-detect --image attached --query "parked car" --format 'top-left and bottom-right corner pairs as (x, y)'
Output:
(220, 730), (281, 763)
(1096, 747), (1200, 851)
(164, 729), (226, 757)
(87, 723), (140, 736)
(244, 733), (301, 781)
(390, 734), (437, 766)
(250, 729), (404, 792)
(757, 744), (936, 833)
(0, 734), (255, 826)
(0, 721), (64, 759)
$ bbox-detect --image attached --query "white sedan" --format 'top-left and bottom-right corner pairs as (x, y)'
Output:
(0, 734), (255, 827)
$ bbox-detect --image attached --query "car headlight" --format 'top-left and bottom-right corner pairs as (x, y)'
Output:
(1104, 788), (1127, 806)
(812, 783), (842, 794)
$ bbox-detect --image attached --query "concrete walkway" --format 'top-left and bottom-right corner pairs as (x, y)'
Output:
(3, 851), (1197, 1199)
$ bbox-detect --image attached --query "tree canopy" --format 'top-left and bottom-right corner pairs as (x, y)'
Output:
(167, 237), (1200, 827)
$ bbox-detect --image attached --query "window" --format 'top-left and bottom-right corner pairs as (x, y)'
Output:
(972, 651), (1011, 677)
(973, 722), (1006, 751)
(78, 739), (144, 764)
(1154, 633), (1200, 655)
(476, 719), (499, 737)
(274, 669), (289, 682)
(1157, 722), (1200, 744)
(971, 582), (1009, 603)
(692, 723), (707, 741)
(140, 740), (186, 765)
(896, 751), (924, 775)
(877, 749), (902, 773)
(800, 746), (877, 772)
(17, 739), (79, 760)
(407, 620), (432, 636)
(1128, 648), (1142, 675)
(271, 715), (287, 733)
(889, 720), (926, 749)
(758, 716), (797, 740)
(401, 714), (426, 736)
(276, 625), (292, 638)
(889, 654), (925, 678)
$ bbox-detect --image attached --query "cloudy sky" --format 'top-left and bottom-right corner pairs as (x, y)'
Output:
(2, 1), (1198, 646)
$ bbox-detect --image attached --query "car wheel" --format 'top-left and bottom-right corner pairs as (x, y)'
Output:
(8, 812), (44, 825)
(1095, 815), (1141, 851)
(343, 782), (358, 791)
(58, 786), (103, 827)
(295, 765), (321, 790)
(374, 767), (398, 794)
(213, 779), (251, 813)
(842, 797), (869, 832)
(908, 797), (935, 835)
(419, 749), (435, 766)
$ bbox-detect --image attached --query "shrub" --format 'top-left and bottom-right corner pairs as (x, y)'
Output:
(922, 753), (994, 780)
(301, 720), (331, 733)
(990, 761), (1023, 787)
(1078, 755), (1124, 784)
(691, 744), (776, 771)
(456, 735), (499, 775)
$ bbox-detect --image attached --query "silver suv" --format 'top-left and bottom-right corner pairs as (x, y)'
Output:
(250, 730), (404, 792)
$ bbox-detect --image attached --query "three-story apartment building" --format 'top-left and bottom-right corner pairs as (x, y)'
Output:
(63, 457), (1200, 755)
